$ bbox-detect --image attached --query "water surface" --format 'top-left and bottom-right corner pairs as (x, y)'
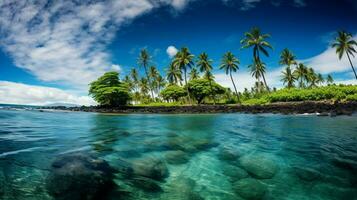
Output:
(0, 109), (356, 199)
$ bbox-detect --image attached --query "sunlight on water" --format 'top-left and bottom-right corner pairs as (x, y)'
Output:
(0, 109), (356, 199)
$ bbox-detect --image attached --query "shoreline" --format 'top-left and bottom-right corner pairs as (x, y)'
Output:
(38, 101), (357, 116)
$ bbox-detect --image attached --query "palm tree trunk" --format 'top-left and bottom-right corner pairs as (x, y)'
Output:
(346, 52), (357, 80)
(255, 50), (269, 91)
(184, 68), (192, 104)
(230, 72), (240, 103)
(144, 66), (155, 100)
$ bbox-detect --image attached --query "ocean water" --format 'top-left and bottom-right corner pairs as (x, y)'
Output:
(0, 109), (356, 200)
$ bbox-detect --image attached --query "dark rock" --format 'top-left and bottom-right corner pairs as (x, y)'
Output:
(129, 176), (162, 192)
(161, 178), (204, 200)
(132, 157), (169, 181)
(240, 154), (279, 179)
(165, 150), (190, 165)
(46, 153), (115, 200)
(222, 164), (248, 182)
(218, 147), (240, 161)
(192, 139), (218, 150)
(293, 166), (321, 181)
(233, 178), (267, 200)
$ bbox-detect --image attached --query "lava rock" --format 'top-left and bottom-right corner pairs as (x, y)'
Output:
(218, 147), (240, 161)
(293, 166), (321, 181)
(46, 153), (115, 200)
(233, 178), (267, 200)
(130, 176), (162, 192)
(165, 150), (190, 165)
(222, 164), (248, 182)
(132, 157), (169, 181)
(240, 154), (279, 179)
(161, 178), (204, 200)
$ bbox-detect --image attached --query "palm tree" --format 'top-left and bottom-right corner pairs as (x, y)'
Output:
(138, 49), (154, 99)
(327, 74), (334, 85)
(279, 48), (297, 68)
(166, 62), (182, 85)
(281, 66), (296, 88)
(241, 27), (272, 90)
(197, 52), (215, 104)
(156, 75), (166, 93)
(173, 47), (194, 103)
(307, 68), (318, 87)
(130, 68), (139, 91)
(293, 63), (307, 88)
(189, 67), (200, 80)
(317, 73), (324, 86)
(220, 52), (240, 102)
(248, 59), (267, 92)
(139, 77), (150, 96)
(149, 66), (159, 97)
(332, 31), (357, 80)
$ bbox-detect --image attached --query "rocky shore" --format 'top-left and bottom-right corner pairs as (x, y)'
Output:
(39, 101), (357, 115)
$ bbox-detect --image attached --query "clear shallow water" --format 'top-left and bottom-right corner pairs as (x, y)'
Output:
(0, 109), (357, 200)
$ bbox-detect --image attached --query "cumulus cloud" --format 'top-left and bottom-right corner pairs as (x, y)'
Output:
(0, 0), (192, 90)
(303, 34), (357, 75)
(166, 46), (179, 58)
(0, 81), (95, 106)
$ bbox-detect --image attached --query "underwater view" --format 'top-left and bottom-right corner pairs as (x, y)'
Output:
(0, 109), (356, 200)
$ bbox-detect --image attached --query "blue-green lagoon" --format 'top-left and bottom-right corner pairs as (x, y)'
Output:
(0, 109), (356, 200)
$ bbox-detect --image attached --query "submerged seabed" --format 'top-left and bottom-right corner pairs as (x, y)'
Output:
(0, 109), (356, 200)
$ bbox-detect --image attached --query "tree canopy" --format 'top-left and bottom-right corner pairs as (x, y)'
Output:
(187, 78), (226, 104)
(160, 84), (187, 102)
(89, 72), (130, 106)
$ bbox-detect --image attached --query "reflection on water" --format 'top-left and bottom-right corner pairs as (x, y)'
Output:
(0, 109), (357, 199)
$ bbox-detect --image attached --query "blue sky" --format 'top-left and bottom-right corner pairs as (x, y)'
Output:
(0, 0), (356, 105)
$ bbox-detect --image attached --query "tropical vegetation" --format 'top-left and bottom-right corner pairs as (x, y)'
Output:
(89, 29), (356, 106)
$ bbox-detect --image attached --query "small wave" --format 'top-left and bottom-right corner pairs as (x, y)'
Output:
(0, 147), (42, 158)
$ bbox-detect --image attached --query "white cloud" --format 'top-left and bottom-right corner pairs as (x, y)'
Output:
(214, 67), (283, 92)
(0, 0), (191, 90)
(166, 46), (179, 58)
(0, 81), (95, 106)
(293, 0), (306, 7)
(303, 35), (357, 75)
(110, 64), (121, 72)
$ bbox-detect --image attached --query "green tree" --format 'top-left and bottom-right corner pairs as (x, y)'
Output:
(220, 52), (240, 101)
(248, 59), (267, 92)
(279, 48), (297, 68)
(307, 68), (318, 87)
(197, 53), (216, 104)
(332, 31), (357, 80)
(166, 62), (182, 85)
(241, 27), (272, 90)
(130, 68), (139, 91)
(160, 84), (187, 102)
(294, 63), (308, 88)
(317, 73), (324, 85)
(327, 74), (334, 85)
(281, 66), (296, 88)
(138, 49), (154, 99)
(139, 77), (150, 96)
(187, 78), (226, 104)
(89, 72), (130, 106)
(189, 67), (200, 80)
(173, 47), (194, 102)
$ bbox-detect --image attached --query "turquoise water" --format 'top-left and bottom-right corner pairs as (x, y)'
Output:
(0, 109), (356, 200)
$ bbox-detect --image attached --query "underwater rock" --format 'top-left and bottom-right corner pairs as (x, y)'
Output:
(132, 157), (169, 181)
(233, 178), (267, 200)
(165, 150), (190, 165)
(293, 166), (321, 181)
(192, 138), (218, 151)
(332, 157), (357, 172)
(161, 177), (204, 200)
(129, 176), (162, 192)
(240, 154), (279, 179)
(46, 153), (115, 200)
(218, 146), (240, 161)
(222, 164), (248, 182)
(0, 171), (4, 197)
